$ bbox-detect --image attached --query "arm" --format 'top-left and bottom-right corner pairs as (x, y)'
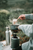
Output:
(25, 14), (33, 20)
(18, 14), (33, 20)
(18, 24), (32, 36)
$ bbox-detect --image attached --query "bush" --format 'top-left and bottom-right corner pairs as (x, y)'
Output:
(0, 9), (10, 41)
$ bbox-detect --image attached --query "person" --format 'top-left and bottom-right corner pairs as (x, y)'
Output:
(16, 12), (33, 50)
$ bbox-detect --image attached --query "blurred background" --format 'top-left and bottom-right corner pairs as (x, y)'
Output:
(0, 0), (33, 44)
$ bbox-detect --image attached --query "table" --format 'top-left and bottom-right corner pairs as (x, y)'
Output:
(3, 45), (12, 50)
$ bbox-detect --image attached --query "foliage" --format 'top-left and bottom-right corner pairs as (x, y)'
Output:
(0, 9), (10, 41)
(0, 0), (33, 9)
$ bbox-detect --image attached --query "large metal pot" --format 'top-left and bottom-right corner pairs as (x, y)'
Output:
(11, 25), (19, 33)
(11, 25), (19, 30)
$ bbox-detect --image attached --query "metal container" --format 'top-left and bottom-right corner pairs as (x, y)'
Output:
(11, 25), (19, 33)
(11, 37), (19, 49)
(5, 27), (10, 45)
(11, 25), (19, 30)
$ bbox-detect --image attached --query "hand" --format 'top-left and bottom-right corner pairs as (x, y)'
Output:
(18, 14), (25, 20)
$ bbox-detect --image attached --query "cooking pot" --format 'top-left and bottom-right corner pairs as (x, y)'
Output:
(11, 25), (19, 33)
(11, 25), (19, 30)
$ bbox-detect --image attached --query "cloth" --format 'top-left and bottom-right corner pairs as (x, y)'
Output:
(18, 24), (33, 37)
(21, 41), (29, 50)
(21, 40), (33, 50)
(25, 14), (33, 20)
(18, 24), (33, 50)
